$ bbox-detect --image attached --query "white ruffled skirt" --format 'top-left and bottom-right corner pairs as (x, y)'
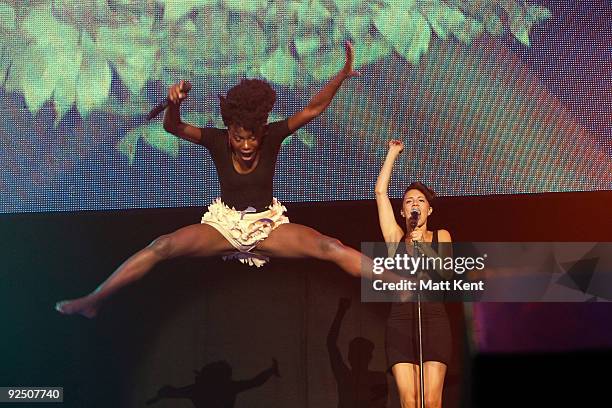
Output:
(201, 198), (289, 267)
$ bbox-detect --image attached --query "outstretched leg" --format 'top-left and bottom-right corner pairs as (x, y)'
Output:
(56, 224), (233, 318)
(254, 223), (365, 277)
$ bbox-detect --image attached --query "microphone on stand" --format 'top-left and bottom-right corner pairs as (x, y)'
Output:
(146, 81), (192, 121)
(409, 207), (420, 231)
(409, 205), (425, 408)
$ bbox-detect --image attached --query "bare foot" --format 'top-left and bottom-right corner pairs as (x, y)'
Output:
(55, 297), (99, 319)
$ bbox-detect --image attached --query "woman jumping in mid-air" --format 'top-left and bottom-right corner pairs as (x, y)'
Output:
(56, 42), (368, 318)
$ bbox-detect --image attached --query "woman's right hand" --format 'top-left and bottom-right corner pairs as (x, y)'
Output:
(168, 80), (190, 104)
(388, 139), (404, 154)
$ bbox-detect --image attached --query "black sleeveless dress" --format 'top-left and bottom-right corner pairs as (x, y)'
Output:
(385, 230), (452, 369)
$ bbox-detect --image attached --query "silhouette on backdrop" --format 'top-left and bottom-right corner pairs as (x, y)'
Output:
(147, 359), (280, 407)
(327, 297), (387, 408)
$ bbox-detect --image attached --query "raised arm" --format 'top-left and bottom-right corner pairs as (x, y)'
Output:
(327, 298), (351, 380)
(287, 41), (359, 133)
(233, 359), (280, 393)
(375, 140), (405, 243)
(163, 80), (205, 145)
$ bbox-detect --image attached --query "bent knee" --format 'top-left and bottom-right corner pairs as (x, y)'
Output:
(318, 236), (345, 258)
(148, 234), (174, 259)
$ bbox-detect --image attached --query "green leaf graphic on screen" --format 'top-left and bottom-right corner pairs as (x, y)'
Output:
(118, 128), (141, 165)
(260, 47), (298, 86)
(0, 3), (16, 30)
(343, 14), (371, 39)
(142, 123), (180, 157)
(308, 50), (345, 82)
(53, 48), (83, 125)
(375, 7), (431, 64)
(97, 20), (158, 95)
(223, 0), (267, 12)
(77, 32), (112, 118)
(0, 0), (551, 158)
(118, 122), (179, 164)
(20, 46), (55, 114)
(289, 0), (332, 27)
(294, 35), (321, 56)
(161, 0), (217, 21)
(296, 130), (315, 148)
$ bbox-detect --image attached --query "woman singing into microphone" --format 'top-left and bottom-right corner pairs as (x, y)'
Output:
(56, 42), (367, 318)
(375, 140), (452, 408)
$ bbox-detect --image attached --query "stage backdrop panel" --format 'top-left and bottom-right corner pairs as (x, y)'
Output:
(1, 1), (612, 213)
(3, 194), (612, 407)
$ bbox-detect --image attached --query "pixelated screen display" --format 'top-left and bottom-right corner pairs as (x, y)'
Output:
(1, 0), (611, 213)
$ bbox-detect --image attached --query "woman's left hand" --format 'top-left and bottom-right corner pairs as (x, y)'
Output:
(341, 41), (359, 79)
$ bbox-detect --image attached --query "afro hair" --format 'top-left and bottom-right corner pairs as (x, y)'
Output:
(219, 79), (276, 131)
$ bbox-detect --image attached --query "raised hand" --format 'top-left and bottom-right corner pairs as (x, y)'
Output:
(168, 80), (191, 104)
(288, 41), (358, 132)
(341, 41), (359, 79)
(388, 139), (404, 154)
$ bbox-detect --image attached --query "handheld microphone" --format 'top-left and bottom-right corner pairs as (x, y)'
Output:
(146, 81), (192, 121)
(409, 207), (420, 229)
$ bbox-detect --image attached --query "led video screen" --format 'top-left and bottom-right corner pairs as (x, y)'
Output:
(1, 0), (610, 213)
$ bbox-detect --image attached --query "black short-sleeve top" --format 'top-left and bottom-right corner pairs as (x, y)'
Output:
(199, 119), (293, 211)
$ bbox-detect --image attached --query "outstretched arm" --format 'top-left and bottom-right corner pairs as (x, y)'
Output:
(233, 359), (280, 393)
(146, 384), (194, 405)
(287, 41), (359, 132)
(375, 140), (405, 244)
(163, 80), (205, 145)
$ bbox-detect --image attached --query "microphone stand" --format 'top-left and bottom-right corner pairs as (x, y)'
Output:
(409, 213), (425, 408)
(413, 238), (425, 408)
